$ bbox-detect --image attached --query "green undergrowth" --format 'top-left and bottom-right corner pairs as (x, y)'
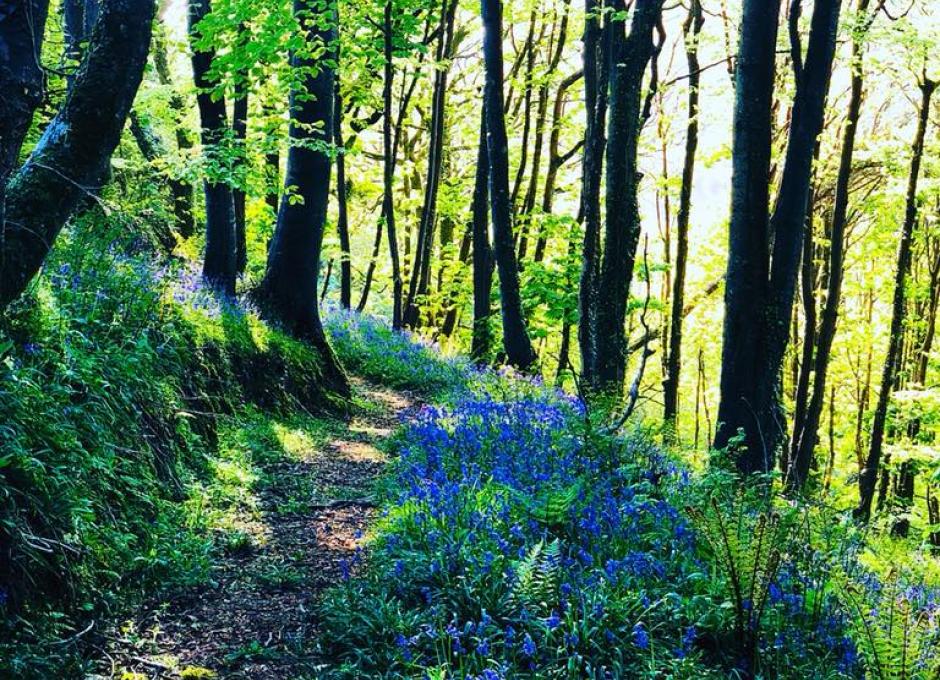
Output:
(0, 213), (347, 677)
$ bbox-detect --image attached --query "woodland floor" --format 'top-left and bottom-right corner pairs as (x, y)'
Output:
(89, 378), (418, 679)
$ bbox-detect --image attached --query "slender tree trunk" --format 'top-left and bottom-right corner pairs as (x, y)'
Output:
(152, 21), (196, 238)
(0, 0), (154, 308)
(856, 77), (936, 521)
(189, 0), (237, 296)
(263, 101), (281, 217)
(534, 68), (583, 262)
(789, 0), (873, 490)
(233, 62), (249, 274)
(382, 1), (403, 327)
(471, 108), (494, 362)
(663, 0), (703, 437)
(578, 0), (609, 388)
(593, 0), (665, 393)
(258, 0), (348, 398)
(404, 0), (457, 328)
(334, 76), (352, 309)
(481, 0), (537, 369)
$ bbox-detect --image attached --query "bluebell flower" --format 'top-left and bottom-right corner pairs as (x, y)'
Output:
(521, 633), (536, 657)
(632, 623), (649, 650)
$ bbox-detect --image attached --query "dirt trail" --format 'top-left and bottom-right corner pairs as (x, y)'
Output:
(90, 379), (417, 679)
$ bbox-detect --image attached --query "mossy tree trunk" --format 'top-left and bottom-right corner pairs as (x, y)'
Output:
(258, 0), (349, 399)
(0, 0), (154, 309)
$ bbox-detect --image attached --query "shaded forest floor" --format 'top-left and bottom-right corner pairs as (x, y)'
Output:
(89, 378), (418, 679)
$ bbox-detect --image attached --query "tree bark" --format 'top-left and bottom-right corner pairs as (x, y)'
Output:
(663, 0), (703, 436)
(593, 0), (665, 392)
(233, 64), (248, 274)
(0, 0), (51, 277)
(0, 0), (154, 308)
(189, 0), (237, 296)
(334, 75), (352, 309)
(258, 0), (348, 398)
(471, 107), (494, 362)
(382, 0), (404, 328)
(481, 0), (537, 370)
(578, 0), (608, 388)
(404, 0), (457, 328)
(789, 0), (873, 490)
(714, 0), (840, 475)
(855, 77), (936, 521)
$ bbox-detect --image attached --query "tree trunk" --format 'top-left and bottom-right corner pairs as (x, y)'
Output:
(578, 0), (609, 388)
(471, 107), (494, 363)
(258, 0), (348, 398)
(333, 73), (352, 309)
(663, 0), (703, 436)
(0, 0), (154, 308)
(593, 0), (664, 393)
(189, 0), (237, 296)
(233, 70), (248, 274)
(481, 0), (537, 370)
(0, 0), (51, 277)
(855, 77), (936, 521)
(404, 0), (457, 328)
(153, 20), (195, 238)
(534, 68), (583, 262)
(789, 0), (873, 490)
(715, 0), (840, 475)
(382, 0), (403, 328)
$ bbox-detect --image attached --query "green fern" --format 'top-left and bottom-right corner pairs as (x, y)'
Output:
(510, 538), (563, 614)
(837, 570), (938, 680)
(526, 481), (581, 531)
(687, 491), (789, 668)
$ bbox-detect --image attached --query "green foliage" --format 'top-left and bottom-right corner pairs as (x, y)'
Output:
(0, 213), (341, 677)
(509, 539), (563, 615)
(687, 486), (791, 667)
(838, 571), (940, 680)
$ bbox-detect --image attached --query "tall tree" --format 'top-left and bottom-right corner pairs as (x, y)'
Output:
(258, 0), (349, 397)
(663, 0), (704, 435)
(714, 0), (841, 474)
(481, 0), (537, 369)
(382, 0), (404, 328)
(578, 0), (608, 387)
(788, 0), (875, 489)
(232, 26), (249, 274)
(584, 0), (665, 392)
(0, 0), (155, 308)
(856, 75), (936, 521)
(404, 0), (458, 329)
(471, 107), (494, 362)
(0, 0), (51, 277)
(189, 0), (237, 296)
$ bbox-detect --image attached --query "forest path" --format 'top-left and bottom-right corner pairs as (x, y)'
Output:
(90, 378), (419, 680)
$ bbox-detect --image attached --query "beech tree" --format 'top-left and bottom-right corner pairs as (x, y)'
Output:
(481, 0), (537, 370)
(579, 0), (665, 393)
(258, 0), (349, 397)
(189, 0), (238, 296)
(856, 74), (936, 520)
(714, 0), (841, 474)
(0, 0), (155, 308)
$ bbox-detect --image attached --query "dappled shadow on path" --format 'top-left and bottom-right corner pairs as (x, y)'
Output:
(91, 379), (418, 679)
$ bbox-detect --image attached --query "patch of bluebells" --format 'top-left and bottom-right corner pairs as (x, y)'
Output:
(317, 319), (936, 679)
(323, 307), (472, 393)
(321, 384), (717, 677)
